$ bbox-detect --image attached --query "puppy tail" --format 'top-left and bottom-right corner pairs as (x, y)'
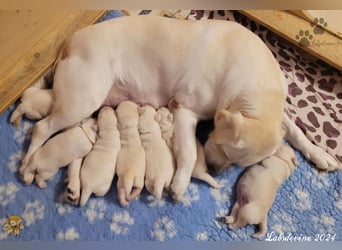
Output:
(153, 180), (165, 200)
(193, 173), (223, 189)
(80, 187), (92, 207)
(9, 104), (24, 127)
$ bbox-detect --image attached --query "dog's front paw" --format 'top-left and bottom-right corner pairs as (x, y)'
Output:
(65, 182), (80, 206)
(310, 147), (340, 172)
(170, 170), (191, 201)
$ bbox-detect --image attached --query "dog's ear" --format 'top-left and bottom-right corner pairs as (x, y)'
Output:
(212, 110), (244, 146)
(215, 110), (243, 130)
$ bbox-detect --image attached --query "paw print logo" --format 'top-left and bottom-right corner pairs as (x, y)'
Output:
(312, 17), (328, 35)
(4, 216), (24, 237)
(295, 30), (313, 47)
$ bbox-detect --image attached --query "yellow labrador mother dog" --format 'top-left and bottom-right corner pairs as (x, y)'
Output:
(20, 15), (338, 200)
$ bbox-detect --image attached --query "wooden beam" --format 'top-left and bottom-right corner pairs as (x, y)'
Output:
(240, 10), (342, 71)
(0, 10), (107, 114)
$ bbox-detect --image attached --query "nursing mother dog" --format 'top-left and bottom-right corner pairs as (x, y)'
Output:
(19, 15), (339, 200)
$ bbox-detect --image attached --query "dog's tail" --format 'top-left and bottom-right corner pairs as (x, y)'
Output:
(80, 187), (92, 207)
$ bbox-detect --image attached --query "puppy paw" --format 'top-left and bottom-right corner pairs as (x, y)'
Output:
(252, 231), (265, 239)
(65, 184), (80, 206)
(221, 216), (235, 224)
(118, 188), (129, 207)
(228, 223), (239, 230)
(310, 147), (339, 172)
(35, 176), (47, 189)
(20, 171), (34, 186)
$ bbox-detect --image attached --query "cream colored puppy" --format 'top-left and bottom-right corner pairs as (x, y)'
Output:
(221, 143), (298, 239)
(139, 105), (175, 199)
(20, 118), (97, 188)
(156, 107), (222, 188)
(10, 88), (54, 127)
(79, 106), (121, 207)
(115, 101), (146, 206)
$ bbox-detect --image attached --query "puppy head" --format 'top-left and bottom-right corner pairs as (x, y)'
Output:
(156, 107), (174, 132)
(97, 106), (117, 131)
(116, 101), (139, 128)
(205, 109), (283, 172)
(138, 105), (159, 133)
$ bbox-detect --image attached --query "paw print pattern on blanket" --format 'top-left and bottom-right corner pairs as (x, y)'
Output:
(110, 211), (134, 235)
(0, 182), (19, 206)
(56, 227), (80, 240)
(151, 216), (177, 241)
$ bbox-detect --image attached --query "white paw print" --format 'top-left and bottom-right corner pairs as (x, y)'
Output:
(85, 199), (106, 223)
(22, 200), (45, 226)
(151, 216), (176, 241)
(7, 151), (24, 173)
(14, 121), (33, 143)
(0, 182), (19, 206)
(180, 183), (199, 206)
(110, 211), (134, 235)
(56, 227), (80, 240)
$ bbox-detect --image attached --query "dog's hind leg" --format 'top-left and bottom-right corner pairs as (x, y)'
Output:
(283, 112), (339, 171)
(19, 58), (111, 172)
(252, 216), (268, 239)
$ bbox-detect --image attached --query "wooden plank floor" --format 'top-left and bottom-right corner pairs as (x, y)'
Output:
(0, 10), (107, 114)
(240, 10), (342, 72)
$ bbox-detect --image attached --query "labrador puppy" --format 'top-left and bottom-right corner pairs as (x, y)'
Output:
(20, 118), (97, 188)
(221, 143), (299, 239)
(115, 101), (146, 206)
(20, 15), (338, 201)
(139, 105), (175, 199)
(156, 107), (222, 188)
(10, 88), (54, 127)
(77, 106), (121, 206)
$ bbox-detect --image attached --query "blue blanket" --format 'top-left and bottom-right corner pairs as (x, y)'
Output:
(0, 11), (341, 241)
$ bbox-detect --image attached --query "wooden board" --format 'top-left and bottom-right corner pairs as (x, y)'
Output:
(0, 10), (107, 114)
(240, 10), (342, 72)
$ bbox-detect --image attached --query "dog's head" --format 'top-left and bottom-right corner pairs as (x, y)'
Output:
(204, 109), (284, 173)
(116, 101), (139, 129)
(138, 105), (159, 134)
(156, 107), (174, 133)
(97, 106), (117, 132)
